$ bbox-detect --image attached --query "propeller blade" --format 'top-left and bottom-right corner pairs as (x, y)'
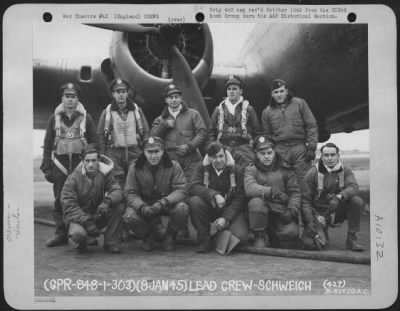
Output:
(169, 45), (210, 126)
(85, 23), (159, 34)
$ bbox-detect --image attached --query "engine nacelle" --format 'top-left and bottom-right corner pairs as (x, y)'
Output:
(109, 24), (213, 119)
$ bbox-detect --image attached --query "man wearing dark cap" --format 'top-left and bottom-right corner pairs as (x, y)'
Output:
(97, 78), (149, 190)
(150, 83), (207, 238)
(40, 82), (97, 247)
(301, 142), (365, 251)
(244, 135), (301, 248)
(123, 136), (189, 251)
(261, 79), (318, 184)
(61, 144), (124, 253)
(209, 75), (261, 167)
(188, 141), (248, 253)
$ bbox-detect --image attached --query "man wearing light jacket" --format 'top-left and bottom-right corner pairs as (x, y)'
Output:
(209, 75), (261, 167)
(97, 78), (149, 190)
(40, 82), (97, 248)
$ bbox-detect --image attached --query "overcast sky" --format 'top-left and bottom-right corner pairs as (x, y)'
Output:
(33, 22), (369, 157)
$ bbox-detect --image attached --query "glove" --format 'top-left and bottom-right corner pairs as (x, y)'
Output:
(44, 169), (54, 183)
(328, 196), (340, 212)
(279, 208), (297, 225)
(176, 144), (189, 157)
(271, 187), (289, 204)
(84, 220), (100, 237)
(97, 199), (111, 217)
(305, 148), (316, 162)
(141, 204), (160, 218)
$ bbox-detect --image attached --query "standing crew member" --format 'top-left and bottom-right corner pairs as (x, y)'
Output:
(97, 78), (149, 190)
(123, 137), (189, 251)
(261, 79), (318, 183)
(244, 135), (301, 248)
(61, 144), (125, 253)
(209, 75), (261, 167)
(40, 82), (97, 247)
(188, 142), (248, 253)
(301, 143), (365, 251)
(150, 83), (207, 238)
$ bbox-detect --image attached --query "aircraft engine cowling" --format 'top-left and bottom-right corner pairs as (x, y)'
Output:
(110, 23), (213, 119)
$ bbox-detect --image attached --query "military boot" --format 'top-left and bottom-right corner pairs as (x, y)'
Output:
(87, 237), (99, 246)
(253, 230), (267, 248)
(162, 229), (177, 251)
(73, 238), (87, 253)
(176, 223), (190, 239)
(346, 231), (365, 252)
(45, 234), (68, 247)
(197, 236), (213, 253)
(142, 235), (156, 252)
(46, 220), (68, 247)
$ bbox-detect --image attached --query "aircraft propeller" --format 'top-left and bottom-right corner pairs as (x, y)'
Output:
(86, 23), (210, 125)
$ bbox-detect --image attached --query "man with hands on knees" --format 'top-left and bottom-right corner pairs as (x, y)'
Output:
(301, 142), (365, 251)
(188, 142), (248, 253)
(123, 136), (189, 251)
(61, 143), (125, 253)
(244, 135), (302, 248)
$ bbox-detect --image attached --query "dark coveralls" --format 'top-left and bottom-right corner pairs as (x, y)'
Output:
(123, 152), (189, 238)
(209, 100), (261, 167)
(61, 161), (125, 248)
(261, 95), (318, 183)
(40, 111), (97, 240)
(244, 155), (301, 247)
(188, 162), (249, 245)
(97, 100), (149, 190)
(301, 160), (364, 249)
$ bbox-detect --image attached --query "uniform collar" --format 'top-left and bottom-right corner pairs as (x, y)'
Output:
(161, 102), (188, 118)
(135, 152), (173, 169)
(318, 159), (344, 174)
(270, 93), (294, 108)
(110, 99), (136, 112)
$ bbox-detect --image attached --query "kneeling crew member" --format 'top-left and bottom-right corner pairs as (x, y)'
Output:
(123, 137), (189, 251)
(301, 142), (365, 251)
(188, 142), (249, 253)
(244, 135), (301, 248)
(61, 144), (125, 253)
